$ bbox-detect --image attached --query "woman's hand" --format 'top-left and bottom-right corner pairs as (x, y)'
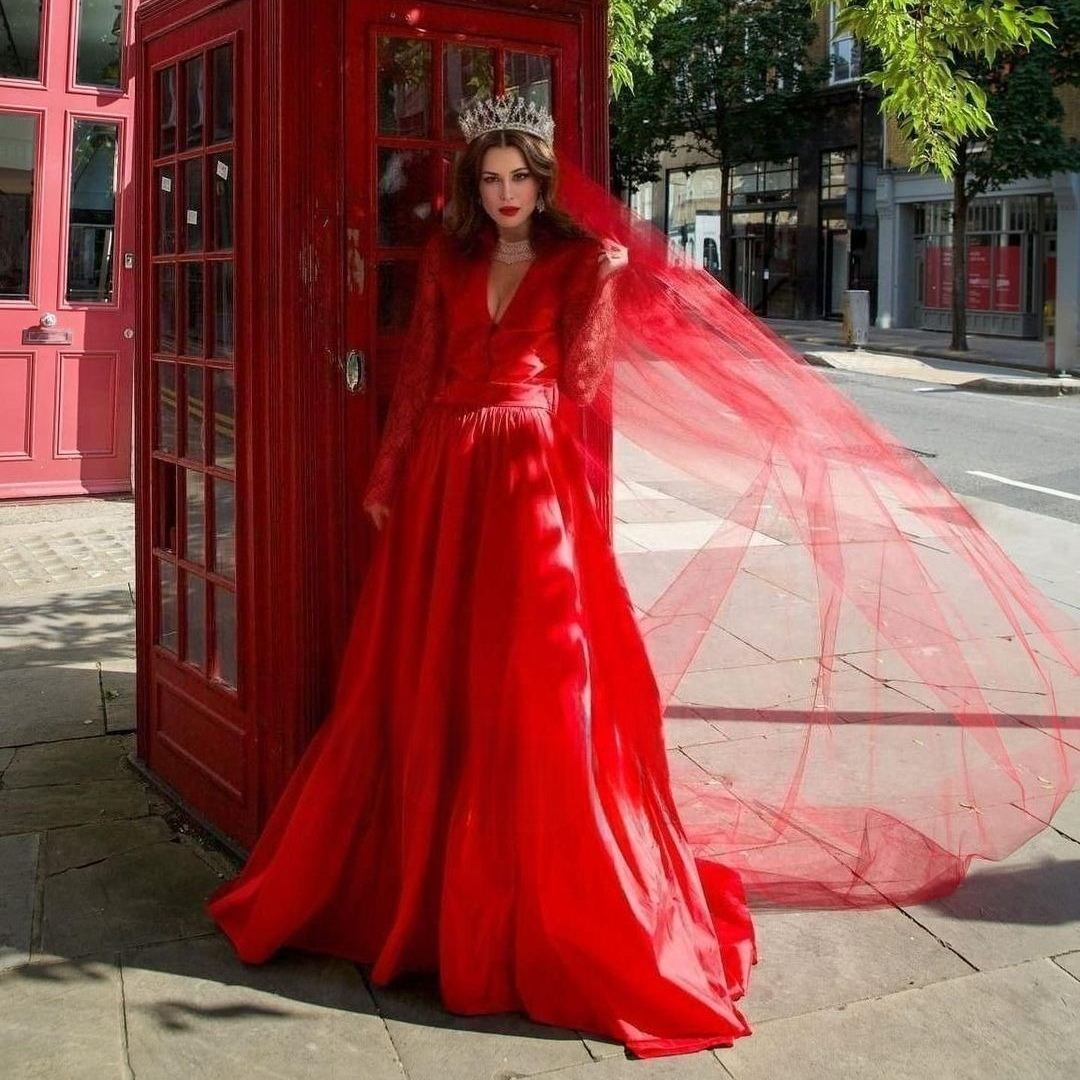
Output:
(365, 501), (390, 530)
(598, 238), (629, 281)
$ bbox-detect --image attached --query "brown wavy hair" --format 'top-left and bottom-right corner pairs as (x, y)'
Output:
(444, 128), (591, 255)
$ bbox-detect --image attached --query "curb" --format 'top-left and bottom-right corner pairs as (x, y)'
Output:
(801, 351), (1080, 396)
(785, 334), (1079, 378)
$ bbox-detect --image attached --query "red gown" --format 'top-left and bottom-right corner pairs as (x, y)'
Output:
(205, 227), (756, 1057)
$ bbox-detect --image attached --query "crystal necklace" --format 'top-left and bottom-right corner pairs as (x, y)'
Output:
(493, 236), (535, 264)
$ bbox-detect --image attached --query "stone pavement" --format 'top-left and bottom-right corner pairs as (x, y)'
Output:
(2, 478), (1079, 1079)
(767, 318), (1080, 395)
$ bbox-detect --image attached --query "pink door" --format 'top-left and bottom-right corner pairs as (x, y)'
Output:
(0, 0), (138, 499)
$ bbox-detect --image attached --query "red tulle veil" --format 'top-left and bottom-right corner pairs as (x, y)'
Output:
(556, 159), (1079, 909)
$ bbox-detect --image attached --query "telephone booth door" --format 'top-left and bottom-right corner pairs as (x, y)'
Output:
(342, 2), (610, 595)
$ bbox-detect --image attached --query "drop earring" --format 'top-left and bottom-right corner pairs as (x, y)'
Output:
(536, 192), (546, 213)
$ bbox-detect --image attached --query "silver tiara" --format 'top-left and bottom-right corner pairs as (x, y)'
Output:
(458, 93), (555, 146)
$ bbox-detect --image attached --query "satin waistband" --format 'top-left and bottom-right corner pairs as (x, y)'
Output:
(433, 380), (557, 411)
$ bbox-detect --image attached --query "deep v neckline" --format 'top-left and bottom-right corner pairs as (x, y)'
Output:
(485, 246), (541, 327)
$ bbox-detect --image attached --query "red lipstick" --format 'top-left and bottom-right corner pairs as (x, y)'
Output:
(498, 207), (519, 217)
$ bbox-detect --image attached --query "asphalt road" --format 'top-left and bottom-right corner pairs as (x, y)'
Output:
(822, 369), (1080, 526)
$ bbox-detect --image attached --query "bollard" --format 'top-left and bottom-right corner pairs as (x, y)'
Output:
(841, 289), (870, 347)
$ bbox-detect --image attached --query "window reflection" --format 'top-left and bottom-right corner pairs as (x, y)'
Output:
(183, 157), (203, 250)
(184, 55), (205, 148)
(377, 148), (435, 247)
(184, 571), (206, 668)
(444, 45), (493, 136)
(184, 364), (204, 460)
(505, 52), (552, 111)
(213, 586), (238, 687)
(75, 0), (122, 88)
(183, 262), (204, 355)
(211, 261), (234, 357)
(158, 66), (177, 154)
(0, 1), (42, 81)
(157, 559), (178, 652)
(212, 153), (232, 249)
(211, 44), (233, 141)
(213, 476), (235, 579)
(377, 36), (431, 137)
(156, 362), (177, 453)
(211, 369), (235, 469)
(184, 467), (205, 565)
(0, 112), (37, 299)
(155, 264), (176, 352)
(66, 119), (119, 302)
(156, 166), (175, 252)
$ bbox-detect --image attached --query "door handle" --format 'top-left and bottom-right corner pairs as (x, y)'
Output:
(336, 348), (367, 393)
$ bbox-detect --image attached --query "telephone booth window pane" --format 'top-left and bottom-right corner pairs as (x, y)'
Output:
(158, 66), (177, 154)
(156, 166), (175, 252)
(184, 468), (205, 563)
(211, 44), (234, 141)
(184, 572), (206, 668)
(157, 559), (178, 652)
(444, 45), (494, 136)
(183, 263), (204, 354)
(0, 112), (37, 299)
(66, 120), (118, 302)
(376, 261), (417, 333)
(377, 149), (435, 247)
(213, 586), (238, 688)
(183, 56), (205, 148)
(75, 0), (122, 88)
(211, 153), (232, 249)
(153, 460), (177, 551)
(184, 365), (204, 460)
(0, 1), (42, 80)
(505, 52), (552, 110)
(212, 476), (236, 579)
(155, 265), (177, 352)
(211, 262), (234, 357)
(183, 157), (203, 250)
(156, 362), (177, 452)
(377, 36), (431, 137)
(211, 369), (235, 468)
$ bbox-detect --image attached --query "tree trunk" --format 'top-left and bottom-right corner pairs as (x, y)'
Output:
(950, 141), (969, 352)
(720, 161), (732, 291)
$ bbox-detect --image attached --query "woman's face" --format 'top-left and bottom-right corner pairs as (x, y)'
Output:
(478, 144), (541, 230)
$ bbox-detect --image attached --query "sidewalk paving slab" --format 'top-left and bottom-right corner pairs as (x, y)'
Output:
(903, 824), (1080, 972)
(1055, 950), (1080, 979)
(744, 905), (971, 1025)
(369, 976), (596, 1080)
(40, 831), (221, 959)
(0, 834), (39, 971)
(0, 955), (128, 1079)
(717, 958), (1080, 1080)
(121, 935), (405, 1080)
(0, 664), (104, 745)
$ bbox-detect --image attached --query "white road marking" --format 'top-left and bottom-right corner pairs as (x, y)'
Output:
(967, 471), (1080, 502)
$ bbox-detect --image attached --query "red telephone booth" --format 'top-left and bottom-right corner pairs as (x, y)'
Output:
(133, 0), (611, 849)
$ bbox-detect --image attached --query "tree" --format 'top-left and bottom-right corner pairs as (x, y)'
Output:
(610, 0), (827, 289)
(608, 0), (683, 98)
(833, 0), (1057, 177)
(918, 1), (1080, 349)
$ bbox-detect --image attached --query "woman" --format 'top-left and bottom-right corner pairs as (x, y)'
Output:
(207, 94), (756, 1057)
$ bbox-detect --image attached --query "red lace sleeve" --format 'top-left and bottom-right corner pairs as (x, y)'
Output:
(559, 241), (619, 406)
(363, 235), (444, 508)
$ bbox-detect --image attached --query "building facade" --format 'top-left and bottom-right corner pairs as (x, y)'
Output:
(628, 4), (880, 321)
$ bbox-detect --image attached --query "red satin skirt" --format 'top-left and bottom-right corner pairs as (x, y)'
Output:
(206, 386), (756, 1057)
